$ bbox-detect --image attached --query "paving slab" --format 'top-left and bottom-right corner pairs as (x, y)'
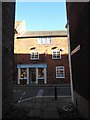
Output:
(43, 111), (59, 119)
(47, 102), (59, 107)
(34, 102), (42, 108)
(28, 108), (42, 118)
(43, 107), (57, 112)
(14, 101), (34, 108)
(41, 102), (48, 108)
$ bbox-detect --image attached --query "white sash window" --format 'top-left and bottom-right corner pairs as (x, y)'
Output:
(31, 51), (39, 60)
(52, 50), (61, 59)
(56, 66), (65, 78)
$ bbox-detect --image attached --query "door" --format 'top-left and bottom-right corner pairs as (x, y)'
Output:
(29, 68), (36, 84)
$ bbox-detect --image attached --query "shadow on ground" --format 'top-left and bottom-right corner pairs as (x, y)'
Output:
(2, 97), (85, 120)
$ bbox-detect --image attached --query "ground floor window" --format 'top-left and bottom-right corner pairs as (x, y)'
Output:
(17, 64), (47, 84)
(38, 68), (44, 79)
(20, 68), (27, 79)
(56, 66), (65, 78)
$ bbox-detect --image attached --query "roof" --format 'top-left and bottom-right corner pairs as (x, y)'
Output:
(17, 30), (67, 38)
(15, 21), (22, 29)
(14, 21), (26, 35)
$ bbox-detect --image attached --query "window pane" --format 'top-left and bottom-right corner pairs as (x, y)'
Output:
(20, 68), (27, 78)
(60, 74), (64, 77)
(31, 51), (39, 59)
(57, 55), (60, 58)
(38, 37), (51, 44)
(52, 50), (60, 59)
(38, 68), (44, 78)
(60, 66), (64, 69)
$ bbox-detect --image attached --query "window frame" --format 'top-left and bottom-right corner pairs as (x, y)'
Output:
(19, 68), (27, 79)
(56, 66), (65, 78)
(38, 68), (44, 79)
(38, 37), (51, 44)
(52, 50), (61, 59)
(30, 51), (39, 60)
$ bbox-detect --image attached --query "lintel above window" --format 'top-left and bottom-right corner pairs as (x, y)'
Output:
(30, 47), (36, 50)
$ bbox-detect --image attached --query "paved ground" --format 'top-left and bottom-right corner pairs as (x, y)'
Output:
(2, 85), (84, 119)
(13, 85), (71, 103)
(2, 97), (83, 119)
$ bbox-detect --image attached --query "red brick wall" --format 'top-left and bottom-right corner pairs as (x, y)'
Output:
(14, 53), (70, 84)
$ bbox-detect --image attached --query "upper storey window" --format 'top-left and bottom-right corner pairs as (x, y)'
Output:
(52, 50), (61, 59)
(30, 51), (39, 60)
(38, 37), (51, 44)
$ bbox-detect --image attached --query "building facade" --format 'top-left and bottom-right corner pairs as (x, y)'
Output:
(14, 21), (70, 85)
(66, 2), (88, 118)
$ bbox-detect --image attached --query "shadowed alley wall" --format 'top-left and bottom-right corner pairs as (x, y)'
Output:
(66, 2), (88, 118)
(2, 2), (15, 117)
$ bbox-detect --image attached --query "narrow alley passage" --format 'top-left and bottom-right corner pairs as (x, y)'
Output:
(2, 86), (84, 119)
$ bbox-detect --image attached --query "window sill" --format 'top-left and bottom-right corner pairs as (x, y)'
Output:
(56, 77), (65, 78)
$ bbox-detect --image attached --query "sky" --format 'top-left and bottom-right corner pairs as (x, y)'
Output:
(15, 2), (67, 31)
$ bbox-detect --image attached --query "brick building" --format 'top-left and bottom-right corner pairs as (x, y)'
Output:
(66, 2), (88, 118)
(14, 21), (70, 85)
